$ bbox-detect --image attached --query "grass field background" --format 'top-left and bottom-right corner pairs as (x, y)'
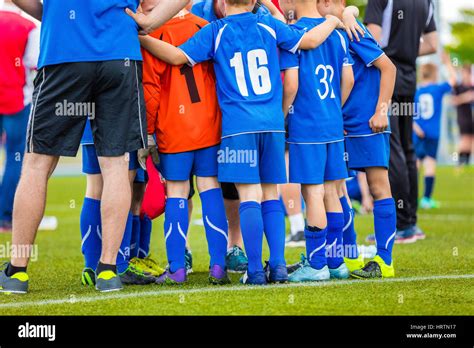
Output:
(0, 166), (473, 315)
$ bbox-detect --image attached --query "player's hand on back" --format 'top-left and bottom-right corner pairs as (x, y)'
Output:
(369, 111), (389, 133)
(138, 134), (160, 170)
(342, 6), (364, 41)
(325, 15), (345, 30)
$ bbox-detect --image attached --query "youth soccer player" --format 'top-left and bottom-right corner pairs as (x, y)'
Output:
(413, 61), (453, 210)
(140, 0), (344, 285)
(318, 0), (398, 278)
(280, 0), (355, 282)
(140, 2), (232, 285)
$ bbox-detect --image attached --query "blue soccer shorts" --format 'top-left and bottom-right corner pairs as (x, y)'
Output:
(413, 136), (439, 160)
(289, 140), (347, 184)
(345, 133), (391, 171)
(82, 144), (140, 175)
(159, 145), (219, 181)
(218, 132), (287, 184)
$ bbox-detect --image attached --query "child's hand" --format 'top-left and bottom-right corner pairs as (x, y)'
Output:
(369, 111), (389, 133)
(126, 7), (153, 35)
(414, 126), (426, 139)
(138, 134), (160, 170)
(342, 10), (365, 41)
(325, 15), (345, 30)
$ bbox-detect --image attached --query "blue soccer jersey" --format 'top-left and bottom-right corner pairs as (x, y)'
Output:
(38, 0), (142, 68)
(179, 12), (304, 138)
(343, 21), (386, 136)
(414, 82), (452, 139)
(280, 17), (353, 143)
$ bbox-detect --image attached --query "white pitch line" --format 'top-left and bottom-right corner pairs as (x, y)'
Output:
(0, 274), (473, 310)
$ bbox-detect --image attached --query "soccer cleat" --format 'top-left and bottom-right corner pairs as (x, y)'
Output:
(156, 268), (187, 285)
(288, 256), (330, 282)
(419, 197), (441, 210)
(95, 270), (123, 292)
(81, 267), (96, 286)
(185, 248), (193, 274)
(285, 231), (305, 248)
(208, 264), (231, 285)
(130, 255), (164, 277)
(0, 263), (28, 294)
(240, 270), (267, 285)
(395, 226), (417, 244)
(351, 255), (395, 279)
(226, 246), (248, 273)
(119, 264), (156, 285)
(414, 225), (426, 240)
(264, 261), (288, 283)
(344, 254), (365, 273)
(329, 262), (350, 279)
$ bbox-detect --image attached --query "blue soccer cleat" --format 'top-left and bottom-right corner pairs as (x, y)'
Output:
(329, 262), (350, 279)
(95, 270), (123, 292)
(240, 270), (267, 285)
(226, 246), (248, 273)
(288, 256), (330, 282)
(264, 261), (288, 283)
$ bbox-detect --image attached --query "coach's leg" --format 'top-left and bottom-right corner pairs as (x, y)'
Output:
(10, 153), (59, 267)
(97, 155), (131, 265)
(388, 99), (412, 230)
(398, 98), (419, 227)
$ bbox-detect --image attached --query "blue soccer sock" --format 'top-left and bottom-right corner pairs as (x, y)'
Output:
(340, 196), (359, 259)
(200, 188), (228, 268)
(138, 215), (152, 258)
(305, 226), (327, 270)
(164, 198), (189, 273)
(117, 212), (133, 274)
(80, 198), (102, 270)
(239, 201), (264, 273)
(129, 215), (141, 259)
(424, 176), (435, 199)
(262, 200), (286, 268)
(374, 198), (396, 265)
(325, 212), (345, 269)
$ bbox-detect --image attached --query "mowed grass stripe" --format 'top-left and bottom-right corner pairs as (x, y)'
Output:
(1, 274), (473, 309)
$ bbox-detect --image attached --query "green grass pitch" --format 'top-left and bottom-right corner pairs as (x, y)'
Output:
(0, 166), (472, 315)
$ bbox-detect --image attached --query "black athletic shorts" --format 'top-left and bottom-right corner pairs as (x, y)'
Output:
(458, 111), (474, 135)
(26, 61), (147, 157)
(221, 182), (239, 200)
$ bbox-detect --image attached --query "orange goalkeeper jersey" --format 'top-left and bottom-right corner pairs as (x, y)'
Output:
(142, 13), (221, 154)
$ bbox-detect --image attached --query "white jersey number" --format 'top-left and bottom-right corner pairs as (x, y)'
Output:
(315, 64), (335, 100)
(230, 49), (272, 97)
(419, 93), (435, 120)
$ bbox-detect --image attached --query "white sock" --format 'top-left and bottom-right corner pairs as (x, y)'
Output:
(289, 213), (305, 236)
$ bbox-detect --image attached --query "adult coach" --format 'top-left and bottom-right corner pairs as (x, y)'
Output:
(365, 0), (438, 242)
(0, 0), (189, 294)
(0, 0), (39, 232)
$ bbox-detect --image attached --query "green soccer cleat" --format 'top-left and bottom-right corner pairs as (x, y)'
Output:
(95, 270), (123, 292)
(344, 254), (365, 273)
(130, 255), (165, 277)
(420, 197), (441, 210)
(81, 267), (96, 286)
(351, 255), (395, 279)
(0, 263), (29, 294)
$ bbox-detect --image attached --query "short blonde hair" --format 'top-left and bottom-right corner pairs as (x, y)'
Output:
(225, 0), (253, 5)
(420, 63), (438, 80)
